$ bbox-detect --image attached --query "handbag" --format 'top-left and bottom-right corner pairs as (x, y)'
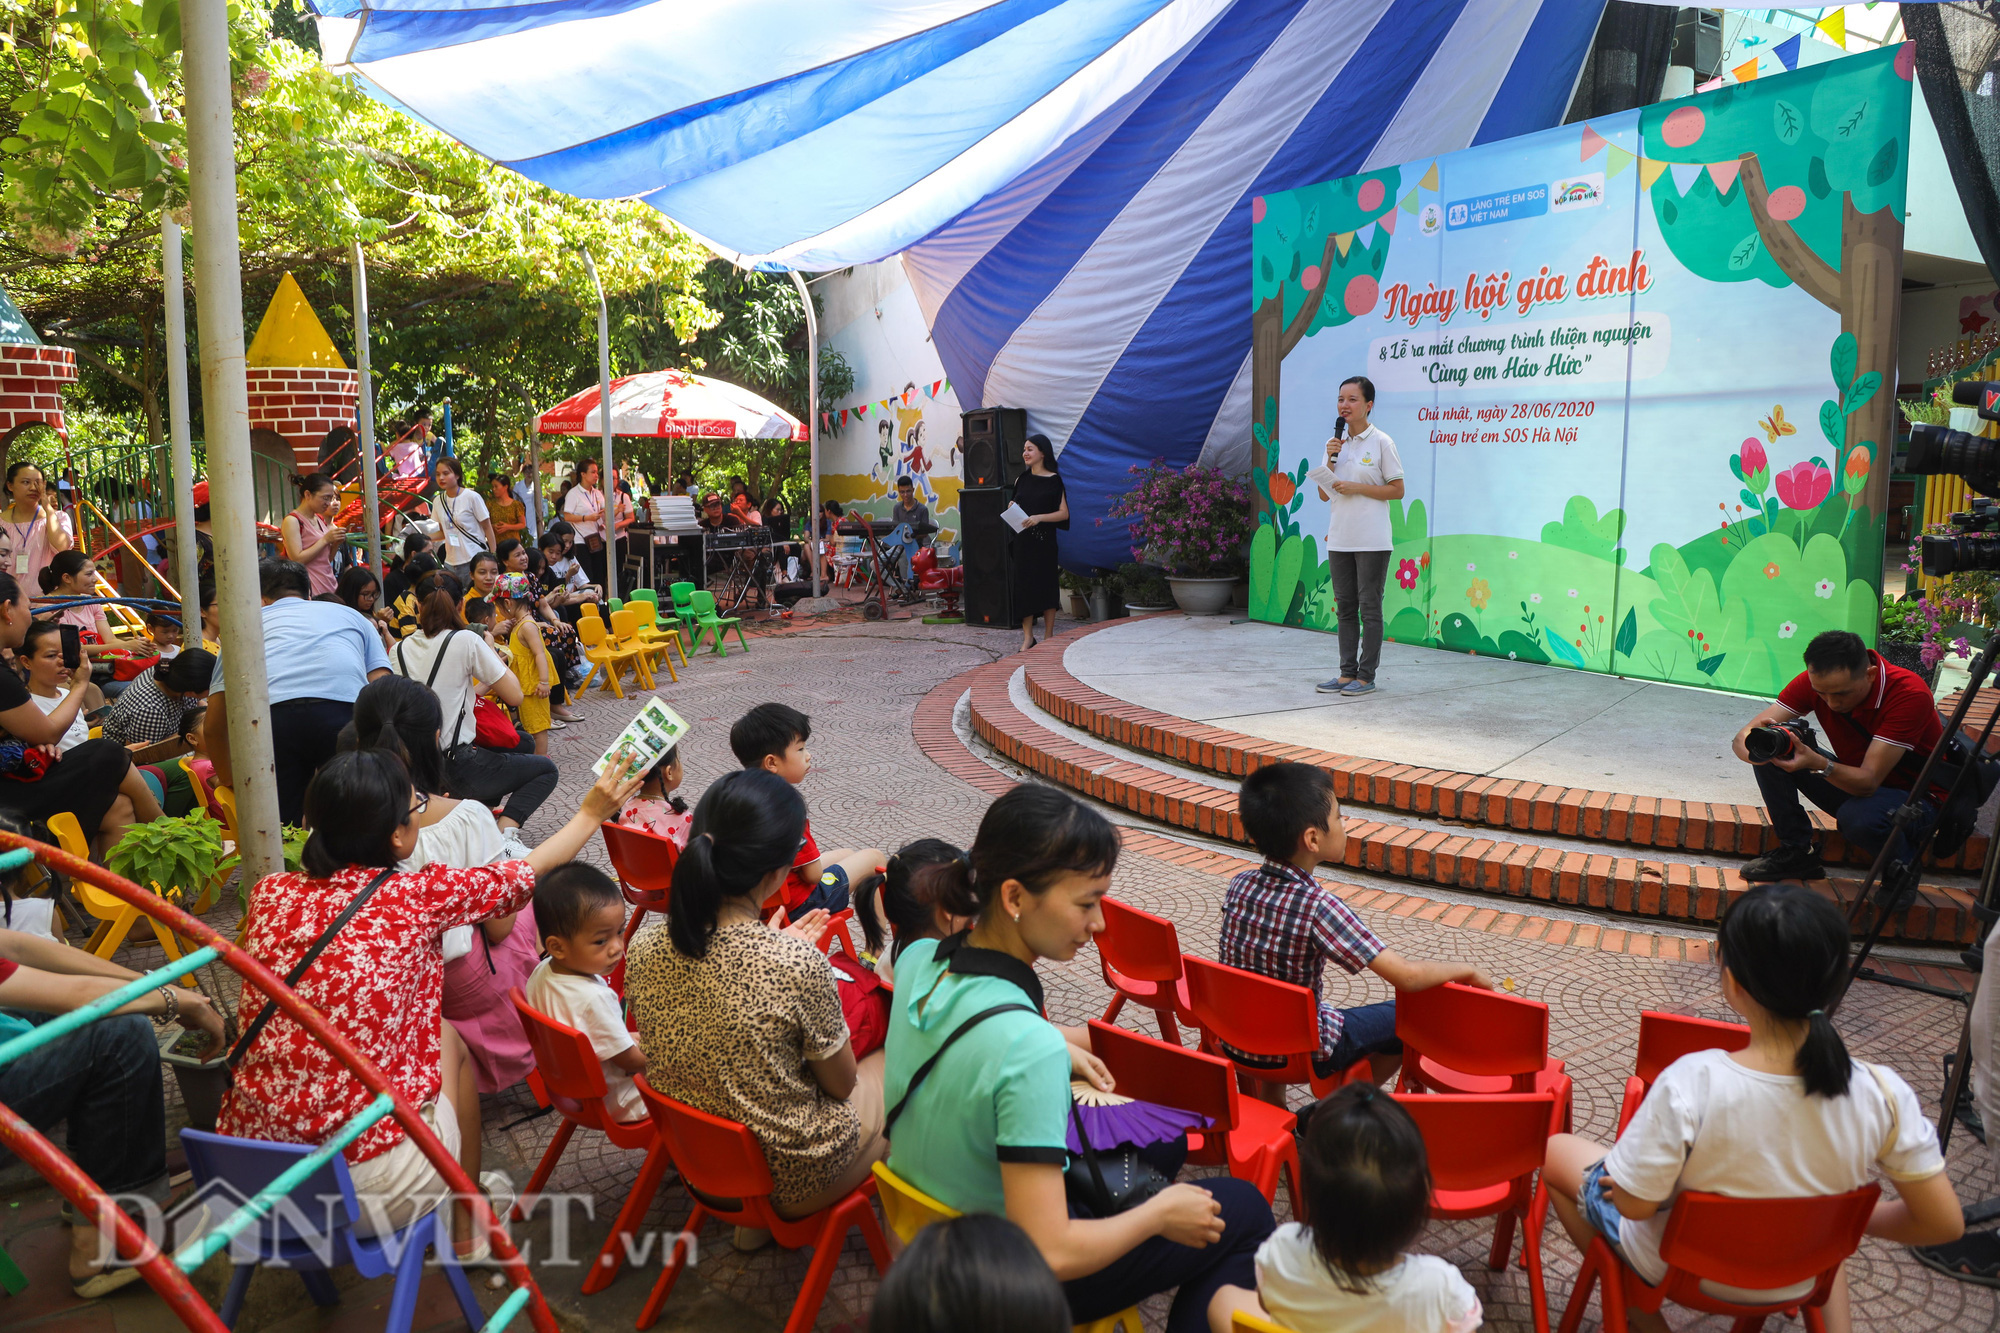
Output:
(1064, 1101), (1173, 1216)
(227, 867), (397, 1079)
(584, 532), (605, 554)
(827, 951), (891, 1059)
(474, 697), (519, 750)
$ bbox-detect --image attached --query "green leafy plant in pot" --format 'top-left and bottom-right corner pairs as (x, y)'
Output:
(1118, 562), (1173, 611)
(1104, 461), (1254, 615)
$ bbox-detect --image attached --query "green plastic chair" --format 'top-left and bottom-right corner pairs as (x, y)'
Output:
(608, 596), (624, 615)
(669, 581), (699, 636)
(689, 589), (749, 657)
(632, 588), (660, 609)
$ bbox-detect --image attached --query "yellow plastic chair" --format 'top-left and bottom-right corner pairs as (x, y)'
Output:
(1231, 1311), (1289, 1332)
(629, 599), (690, 672)
(612, 607), (675, 684)
(52, 812), (201, 980)
(871, 1163), (1141, 1333)
(576, 615), (651, 698)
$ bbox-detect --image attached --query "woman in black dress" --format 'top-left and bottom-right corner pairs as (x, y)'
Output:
(1009, 433), (1069, 653)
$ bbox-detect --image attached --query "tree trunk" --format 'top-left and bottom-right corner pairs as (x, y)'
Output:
(1840, 198), (1903, 528)
(1249, 295), (1283, 482)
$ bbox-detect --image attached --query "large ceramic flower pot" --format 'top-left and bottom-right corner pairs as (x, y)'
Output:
(1167, 576), (1235, 616)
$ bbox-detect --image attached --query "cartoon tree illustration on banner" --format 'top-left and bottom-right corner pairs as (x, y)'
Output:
(1638, 43), (1909, 545)
(1248, 168), (1401, 478)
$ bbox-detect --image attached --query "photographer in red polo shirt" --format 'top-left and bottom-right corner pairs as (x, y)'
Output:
(1732, 630), (1943, 882)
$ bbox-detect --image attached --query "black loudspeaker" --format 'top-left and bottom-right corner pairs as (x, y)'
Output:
(962, 407), (1028, 488)
(960, 487), (1015, 628)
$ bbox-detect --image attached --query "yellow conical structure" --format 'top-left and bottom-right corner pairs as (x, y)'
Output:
(245, 273), (346, 370)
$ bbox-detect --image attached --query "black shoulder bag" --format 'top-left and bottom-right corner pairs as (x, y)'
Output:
(1066, 1102), (1173, 1217)
(882, 1003), (1033, 1135)
(227, 867), (397, 1078)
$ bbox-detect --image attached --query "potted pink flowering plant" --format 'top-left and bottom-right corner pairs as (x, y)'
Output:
(1103, 461), (1254, 615)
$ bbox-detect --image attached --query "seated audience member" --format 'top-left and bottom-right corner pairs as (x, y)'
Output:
(617, 745), (691, 847)
(490, 574), (555, 755)
(525, 864), (647, 1122)
(0, 610), (161, 850)
(730, 702), (883, 917)
(0, 864), (225, 1297)
(625, 769), (885, 1244)
(383, 533), (429, 610)
(207, 558), (393, 825)
(197, 578), (220, 651)
(869, 1214), (1070, 1333)
(1543, 883), (1963, 1333)
(1214, 1084), (1481, 1333)
(1223, 762), (1491, 1094)
(536, 530), (600, 615)
(1733, 629), (1948, 882)
(882, 785), (1272, 1333)
(157, 706), (212, 817)
(336, 565), (396, 651)
(853, 837), (968, 986)
(101, 648), (215, 748)
(219, 748), (641, 1253)
(146, 610), (183, 661)
(39, 551), (112, 645)
(462, 551), (502, 615)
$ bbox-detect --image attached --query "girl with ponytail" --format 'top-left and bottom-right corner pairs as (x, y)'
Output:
(853, 837), (969, 985)
(1543, 883), (1963, 1324)
(282, 471), (346, 597)
(39, 549), (111, 644)
(879, 785), (1276, 1333)
(625, 768), (890, 1224)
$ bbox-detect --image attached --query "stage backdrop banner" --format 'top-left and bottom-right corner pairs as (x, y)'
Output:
(1249, 43), (1911, 700)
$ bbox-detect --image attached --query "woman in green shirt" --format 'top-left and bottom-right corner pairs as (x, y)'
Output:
(881, 786), (1273, 1333)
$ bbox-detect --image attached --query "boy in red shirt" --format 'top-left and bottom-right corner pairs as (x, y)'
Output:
(729, 702), (884, 918)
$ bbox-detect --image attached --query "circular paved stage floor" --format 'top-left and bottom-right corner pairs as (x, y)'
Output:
(1065, 615), (1765, 805)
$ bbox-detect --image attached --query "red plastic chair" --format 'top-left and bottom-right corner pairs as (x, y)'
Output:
(1396, 1092), (1559, 1333)
(816, 908), (860, 959)
(1182, 955), (1371, 1098)
(508, 989), (674, 1295)
(1095, 897), (1196, 1044)
(1616, 1012), (1752, 1136)
(1395, 982), (1573, 1129)
(633, 1078), (890, 1333)
(1556, 1186), (1881, 1333)
(601, 819), (678, 946)
(1087, 1018), (1303, 1215)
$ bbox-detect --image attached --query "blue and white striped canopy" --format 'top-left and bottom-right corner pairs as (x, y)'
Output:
(314, 0), (1603, 566)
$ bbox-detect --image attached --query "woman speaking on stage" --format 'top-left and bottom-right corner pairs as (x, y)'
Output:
(1314, 376), (1403, 698)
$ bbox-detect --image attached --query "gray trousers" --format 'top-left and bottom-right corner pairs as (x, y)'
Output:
(1326, 549), (1391, 682)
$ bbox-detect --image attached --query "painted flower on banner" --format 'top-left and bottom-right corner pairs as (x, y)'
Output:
(1466, 562), (1477, 572)
(1529, 593), (1542, 604)
(1842, 445), (1871, 496)
(1736, 437), (1771, 494)
(1814, 578), (1835, 599)
(1566, 588), (1578, 598)
(1779, 621), (1798, 638)
(1763, 561), (1781, 580)
(1773, 460), (1833, 512)
(1395, 559), (1420, 590)
(1465, 578), (1491, 610)
(1507, 551), (1518, 559)
(1418, 551), (1431, 569)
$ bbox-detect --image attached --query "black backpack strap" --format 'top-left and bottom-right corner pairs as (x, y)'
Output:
(883, 1003), (1035, 1136)
(228, 866), (398, 1071)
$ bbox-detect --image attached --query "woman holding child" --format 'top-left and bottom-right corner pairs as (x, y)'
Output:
(881, 785), (1274, 1333)
(219, 744), (642, 1257)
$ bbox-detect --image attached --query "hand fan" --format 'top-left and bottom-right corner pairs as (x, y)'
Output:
(1067, 1080), (1210, 1153)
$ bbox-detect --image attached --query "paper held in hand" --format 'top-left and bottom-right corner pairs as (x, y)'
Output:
(1306, 462), (1338, 496)
(594, 698), (691, 777)
(1000, 501), (1030, 533)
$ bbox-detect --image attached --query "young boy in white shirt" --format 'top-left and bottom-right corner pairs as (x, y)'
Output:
(524, 864), (647, 1123)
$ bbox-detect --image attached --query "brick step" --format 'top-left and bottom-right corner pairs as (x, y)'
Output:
(1022, 624), (1990, 875)
(967, 638), (1977, 946)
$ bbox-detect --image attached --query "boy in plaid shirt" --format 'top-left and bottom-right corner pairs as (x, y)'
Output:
(1221, 762), (1491, 1099)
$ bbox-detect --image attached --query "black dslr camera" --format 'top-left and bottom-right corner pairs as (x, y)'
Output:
(1743, 717), (1836, 766)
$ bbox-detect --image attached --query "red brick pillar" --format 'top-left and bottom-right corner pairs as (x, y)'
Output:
(246, 365), (359, 472)
(0, 344), (78, 440)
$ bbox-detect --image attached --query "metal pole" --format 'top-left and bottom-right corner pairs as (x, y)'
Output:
(580, 249), (616, 595)
(350, 243), (384, 574)
(521, 389), (543, 540)
(789, 270), (822, 598)
(185, 0), (282, 880)
(162, 200), (199, 639)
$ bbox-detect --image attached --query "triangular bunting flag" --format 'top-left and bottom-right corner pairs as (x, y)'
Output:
(1334, 232), (1354, 258)
(854, 405), (868, 419)
(879, 399), (892, 412)
(1773, 33), (1801, 70)
(1816, 10), (1844, 49)
(1638, 157), (1669, 189)
(1400, 189), (1420, 215)
(1418, 161), (1439, 191)
(1580, 124), (1608, 161)
(1669, 162), (1705, 195)
(1732, 58), (1760, 83)
(839, 409), (849, 427)
(932, 378), (943, 397)
(1377, 206), (1396, 234)
(1696, 77), (1725, 93)
(1706, 160), (1742, 195)
(1357, 222), (1375, 249)
(1605, 145), (1635, 179)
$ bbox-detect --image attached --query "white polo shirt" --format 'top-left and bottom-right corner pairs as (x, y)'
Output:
(1321, 425), (1403, 553)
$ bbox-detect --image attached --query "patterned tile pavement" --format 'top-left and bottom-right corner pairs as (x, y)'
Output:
(4, 609), (1997, 1332)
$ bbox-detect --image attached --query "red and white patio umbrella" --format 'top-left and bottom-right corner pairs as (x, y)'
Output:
(534, 369), (806, 441)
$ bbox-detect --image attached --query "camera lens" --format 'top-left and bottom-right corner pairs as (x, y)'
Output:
(1907, 424), (2000, 498)
(1921, 533), (2000, 576)
(1743, 725), (1792, 764)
